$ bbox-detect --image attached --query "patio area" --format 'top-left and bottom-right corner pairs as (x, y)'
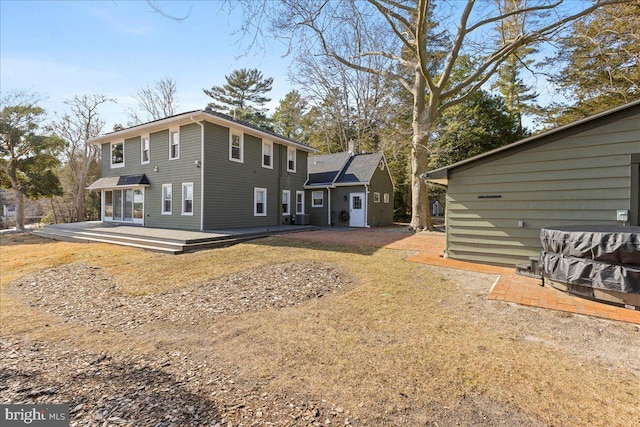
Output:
(288, 227), (640, 325)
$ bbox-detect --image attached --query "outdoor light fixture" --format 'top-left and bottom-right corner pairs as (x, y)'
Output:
(154, 166), (159, 172)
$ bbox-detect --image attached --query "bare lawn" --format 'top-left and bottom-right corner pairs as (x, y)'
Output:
(1, 233), (639, 426)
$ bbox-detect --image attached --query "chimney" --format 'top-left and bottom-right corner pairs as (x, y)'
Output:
(347, 140), (355, 155)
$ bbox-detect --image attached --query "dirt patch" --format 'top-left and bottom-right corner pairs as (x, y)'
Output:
(7, 261), (351, 332)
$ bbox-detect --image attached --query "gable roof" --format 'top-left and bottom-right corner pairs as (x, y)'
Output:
(306, 152), (352, 186)
(305, 152), (388, 187)
(87, 109), (317, 153)
(336, 152), (384, 185)
(424, 99), (640, 186)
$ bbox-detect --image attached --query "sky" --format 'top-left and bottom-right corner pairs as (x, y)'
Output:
(1, 0), (293, 130)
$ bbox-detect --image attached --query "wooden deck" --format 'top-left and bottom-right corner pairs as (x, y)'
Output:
(32, 222), (318, 254)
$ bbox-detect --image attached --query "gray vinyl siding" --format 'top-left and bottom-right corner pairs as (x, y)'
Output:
(333, 186), (362, 226)
(202, 122), (308, 229)
(368, 167), (394, 227)
(144, 125), (201, 230)
(308, 188), (329, 225)
(98, 125), (202, 230)
(445, 110), (640, 267)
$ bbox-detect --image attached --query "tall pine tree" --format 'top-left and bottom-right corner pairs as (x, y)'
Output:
(203, 68), (273, 128)
(545, 2), (640, 125)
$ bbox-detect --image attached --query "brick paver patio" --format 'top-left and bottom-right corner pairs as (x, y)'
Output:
(289, 227), (640, 325)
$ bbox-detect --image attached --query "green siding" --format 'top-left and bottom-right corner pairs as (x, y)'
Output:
(445, 110), (640, 267)
(202, 122), (308, 229)
(308, 188), (329, 225)
(367, 166), (394, 227)
(144, 125), (202, 230)
(97, 125), (202, 230)
(335, 186), (364, 226)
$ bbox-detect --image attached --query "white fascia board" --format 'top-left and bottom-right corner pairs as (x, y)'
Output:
(88, 111), (318, 153)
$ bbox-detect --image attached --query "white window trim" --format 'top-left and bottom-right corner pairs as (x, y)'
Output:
(312, 190), (324, 208)
(161, 183), (172, 215)
(229, 131), (244, 163)
(254, 187), (267, 216)
(169, 129), (180, 160)
(295, 190), (305, 215)
(141, 135), (150, 164)
(287, 146), (296, 173)
(282, 190), (291, 215)
(182, 182), (194, 216)
(374, 192), (381, 203)
(110, 141), (125, 168)
(383, 193), (390, 204)
(262, 141), (273, 169)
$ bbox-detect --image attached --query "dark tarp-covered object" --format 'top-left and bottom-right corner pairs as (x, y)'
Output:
(539, 226), (640, 294)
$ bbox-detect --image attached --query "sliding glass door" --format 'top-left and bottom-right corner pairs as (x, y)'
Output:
(103, 188), (144, 225)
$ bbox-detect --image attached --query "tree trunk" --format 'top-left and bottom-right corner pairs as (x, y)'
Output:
(409, 68), (435, 232)
(12, 187), (25, 231)
(75, 176), (86, 222)
(50, 198), (58, 224)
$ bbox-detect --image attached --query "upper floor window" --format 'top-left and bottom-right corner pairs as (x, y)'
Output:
(141, 136), (150, 164)
(374, 192), (381, 203)
(262, 141), (273, 169)
(169, 130), (180, 160)
(230, 132), (243, 163)
(287, 147), (296, 172)
(111, 142), (124, 168)
(384, 193), (390, 204)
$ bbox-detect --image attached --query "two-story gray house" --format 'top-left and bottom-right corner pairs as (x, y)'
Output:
(87, 109), (317, 231)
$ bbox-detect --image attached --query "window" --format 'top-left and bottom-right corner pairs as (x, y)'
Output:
(104, 191), (113, 218)
(312, 191), (324, 207)
(254, 187), (267, 216)
(111, 142), (124, 168)
(383, 193), (390, 204)
(230, 132), (243, 162)
(262, 141), (273, 169)
(182, 183), (194, 215)
(287, 147), (296, 172)
(141, 136), (150, 164)
(162, 184), (172, 214)
(295, 191), (305, 214)
(282, 190), (291, 215)
(169, 130), (180, 160)
(374, 192), (381, 203)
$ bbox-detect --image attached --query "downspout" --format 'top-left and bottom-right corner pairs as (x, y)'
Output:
(278, 144), (283, 226)
(365, 184), (370, 228)
(190, 116), (205, 231)
(327, 187), (331, 226)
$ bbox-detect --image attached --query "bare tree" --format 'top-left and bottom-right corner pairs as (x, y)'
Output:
(127, 77), (179, 125)
(225, 0), (630, 230)
(50, 94), (115, 222)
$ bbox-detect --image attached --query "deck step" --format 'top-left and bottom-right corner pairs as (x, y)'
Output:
(31, 224), (317, 254)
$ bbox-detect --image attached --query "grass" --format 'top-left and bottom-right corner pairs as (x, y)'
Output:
(2, 233), (639, 425)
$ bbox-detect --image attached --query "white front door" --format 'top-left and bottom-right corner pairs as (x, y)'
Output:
(349, 192), (366, 227)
